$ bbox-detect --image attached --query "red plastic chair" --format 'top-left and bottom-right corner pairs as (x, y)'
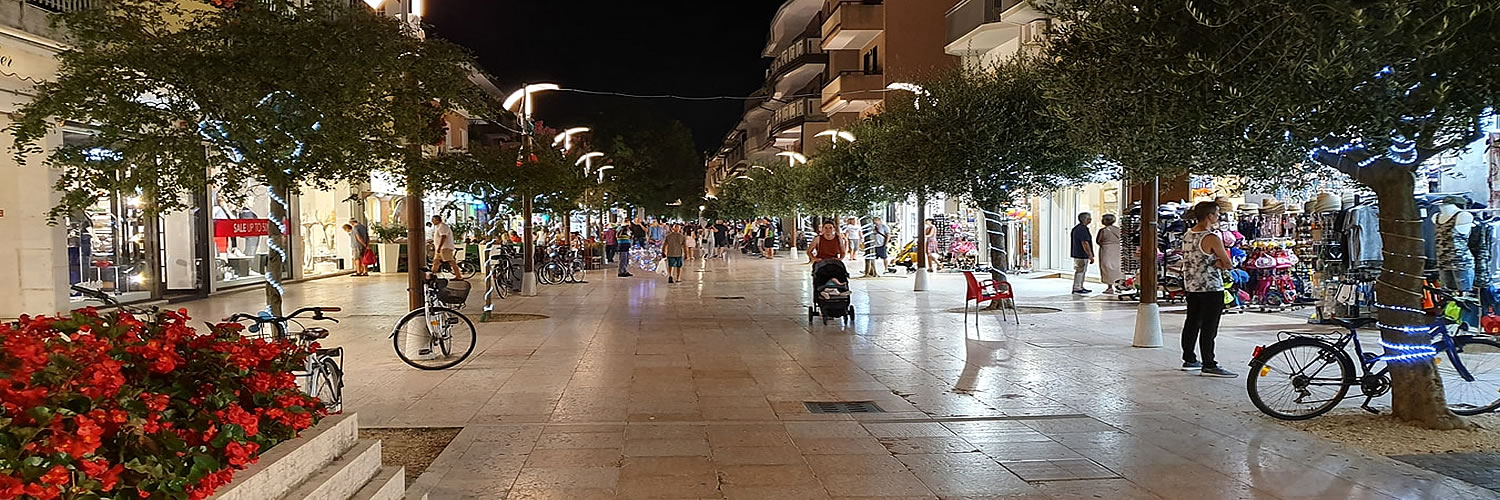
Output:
(963, 271), (1017, 336)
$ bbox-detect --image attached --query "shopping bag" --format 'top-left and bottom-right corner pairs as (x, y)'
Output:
(361, 249), (377, 266)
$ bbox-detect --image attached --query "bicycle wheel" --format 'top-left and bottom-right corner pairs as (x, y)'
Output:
(490, 269), (510, 299)
(1442, 337), (1500, 415)
(393, 307), (477, 370)
(545, 263), (565, 284)
(313, 358), (343, 413)
(1247, 338), (1353, 420)
(536, 264), (553, 285)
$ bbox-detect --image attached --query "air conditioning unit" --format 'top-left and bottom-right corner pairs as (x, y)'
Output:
(1020, 19), (1052, 46)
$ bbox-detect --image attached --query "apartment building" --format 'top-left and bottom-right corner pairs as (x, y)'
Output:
(943, 0), (1050, 67)
(706, 0), (957, 196)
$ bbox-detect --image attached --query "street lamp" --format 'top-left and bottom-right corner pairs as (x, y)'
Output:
(887, 81), (936, 291)
(504, 83), (560, 298)
(576, 152), (604, 173)
(886, 82), (931, 109)
(553, 127), (590, 152)
(814, 129), (857, 144)
(596, 165), (615, 183)
(776, 151), (807, 167)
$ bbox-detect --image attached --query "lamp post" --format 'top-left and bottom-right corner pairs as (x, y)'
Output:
(813, 129), (856, 146)
(505, 83), (559, 297)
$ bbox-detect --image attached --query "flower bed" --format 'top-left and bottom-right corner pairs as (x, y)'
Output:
(1, 309), (326, 500)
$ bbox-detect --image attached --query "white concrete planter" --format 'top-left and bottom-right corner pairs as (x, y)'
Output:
(209, 413), (405, 500)
(376, 243), (402, 274)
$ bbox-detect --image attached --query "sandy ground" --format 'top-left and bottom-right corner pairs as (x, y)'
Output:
(1286, 411), (1500, 455)
(361, 427), (464, 484)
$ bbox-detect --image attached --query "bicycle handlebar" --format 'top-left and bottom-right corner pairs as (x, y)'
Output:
(224, 307), (341, 325)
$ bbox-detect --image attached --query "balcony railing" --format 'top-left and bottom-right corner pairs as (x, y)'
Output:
(822, 0), (885, 51)
(769, 38), (827, 81)
(769, 97), (827, 137)
(26, 0), (95, 13)
(946, 0), (1024, 45)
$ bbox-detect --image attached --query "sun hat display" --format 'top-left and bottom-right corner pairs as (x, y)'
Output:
(1260, 198), (1286, 215)
(1312, 192), (1343, 213)
(1238, 203), (1260, 215)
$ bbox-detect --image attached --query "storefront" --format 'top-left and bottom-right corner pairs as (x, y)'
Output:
(1029, 181), (1122, 276)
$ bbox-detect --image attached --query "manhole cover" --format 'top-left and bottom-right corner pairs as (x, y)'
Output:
(481, 313), (550, 323)
(805, 401), (884, 414)
(1393, 453), (1500, 492)
(1001, 458), (1120, 482)
(1025, 340), (1088, 348)
(714, 296), (746, 300)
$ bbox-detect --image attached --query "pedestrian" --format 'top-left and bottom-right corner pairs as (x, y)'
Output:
(924, 219), (940, 273)
(616, 223), (634, 277)
(630, 218), (648, 248)
(649, 220), (667, 245)
(683, 224), (698, 260)
(1097, 214), (1123, 294)
(713, 219), (730, 258)
(1070, 212), (1094, 294)
(663, 223), (687, 283)
(871, 217), (890, 273)
(842, 217), (861, 260)
(759, 218), (777, 259)
(808, 221), (844, 263)
(345, 218), (370, 276)
(1180, 201), (1237, 378)
(602, 225), (617, 263)
(430, 215), (459, 277)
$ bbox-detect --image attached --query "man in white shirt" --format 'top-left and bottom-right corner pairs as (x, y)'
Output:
(430, 215), (458, 275)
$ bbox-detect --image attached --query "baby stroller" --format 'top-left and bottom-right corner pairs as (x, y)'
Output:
(809, 259), (855, 325)
(891, 240), (919, 274)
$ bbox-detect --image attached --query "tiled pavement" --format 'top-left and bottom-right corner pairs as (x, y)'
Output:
(175, 254), (1498, 499)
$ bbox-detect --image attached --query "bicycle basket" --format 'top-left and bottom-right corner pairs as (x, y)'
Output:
(438, 279), (472, 305)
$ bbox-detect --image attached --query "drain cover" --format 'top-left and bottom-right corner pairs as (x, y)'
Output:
(714, 296), (746, 300)
(804, 401), (884, 414)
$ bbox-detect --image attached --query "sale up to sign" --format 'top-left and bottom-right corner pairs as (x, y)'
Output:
(214, 219), (273, 237)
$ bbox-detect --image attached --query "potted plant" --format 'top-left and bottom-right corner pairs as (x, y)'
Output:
(370, 221), (407, 273)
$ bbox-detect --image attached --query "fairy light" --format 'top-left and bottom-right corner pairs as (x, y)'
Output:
(264, 189), (290, 304)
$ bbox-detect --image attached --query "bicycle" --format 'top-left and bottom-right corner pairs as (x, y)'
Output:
(391, 269), (478, 370)
(484, 244), (523, 300)
(225, 307), (346, 414)
(1246, 289), (1500, 420)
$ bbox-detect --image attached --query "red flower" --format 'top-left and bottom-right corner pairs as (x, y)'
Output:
(39, 465), (69, 486)
(223, 441), (260, 467)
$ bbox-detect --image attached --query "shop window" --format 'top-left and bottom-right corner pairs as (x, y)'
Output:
(63, 131), (152, 303)
(211, 180), (279, 287)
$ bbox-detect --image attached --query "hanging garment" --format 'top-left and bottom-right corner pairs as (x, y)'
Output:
(1436, 213), (1476, 270)
(1471, 220), (1495, 289)
(1345, 204), (1383, 265)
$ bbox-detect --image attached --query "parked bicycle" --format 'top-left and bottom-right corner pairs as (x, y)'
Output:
(1247, 288), (1500, 420)
(484, 243), (523, 300)
(224, 307), (346, 414)
(391, 268), (478, 370)
(534, 244), (585, 284)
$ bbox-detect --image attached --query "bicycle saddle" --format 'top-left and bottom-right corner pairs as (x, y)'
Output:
(1332, 317), (1378, 331)
(299, 327), (331, 340)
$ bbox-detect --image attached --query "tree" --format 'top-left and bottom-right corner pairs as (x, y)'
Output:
(596, 118), (704, 217)
(12, 0), (484, 313)
(1041, 0), (1500, 429)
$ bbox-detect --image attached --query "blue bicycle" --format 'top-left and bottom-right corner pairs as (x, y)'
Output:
(1247, 291), (1500, 420)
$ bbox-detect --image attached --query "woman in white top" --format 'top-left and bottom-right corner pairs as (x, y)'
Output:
(1096, 214), (1123, 293)
(1180, 201), (1237, 378)
(684, 225), (698, 259)
(842, 218), (862, 259)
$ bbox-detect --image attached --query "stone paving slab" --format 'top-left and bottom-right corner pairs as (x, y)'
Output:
(1392, 452), (1500, 493)
(170, 255), (1500, 499)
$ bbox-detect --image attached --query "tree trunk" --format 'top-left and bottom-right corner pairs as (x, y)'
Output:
(266, 179), (290, 316)
(1366, 162), (1471, 430)
(406, 177), (425, 311)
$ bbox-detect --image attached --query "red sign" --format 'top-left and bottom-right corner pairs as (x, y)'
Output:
(215, 219), (271, 237)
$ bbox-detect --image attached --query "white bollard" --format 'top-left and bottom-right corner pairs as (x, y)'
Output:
(521, 271), (538, 297)
(914, 267), (929, 291)
(1133, 302), (1164, 348)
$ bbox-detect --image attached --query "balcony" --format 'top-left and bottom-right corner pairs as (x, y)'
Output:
(821, 71), (886, 115)
(769, 38), (828, 83)
(769, 97), (828, 142)
(822, 1), (884, 51)
(25, 0), (94, 12)
(945, 0), (1049, 56)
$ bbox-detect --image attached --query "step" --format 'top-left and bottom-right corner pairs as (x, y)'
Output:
(210, 413), (360, 500)
(282, 439), (383, 500)
(350, 466), (405, 500)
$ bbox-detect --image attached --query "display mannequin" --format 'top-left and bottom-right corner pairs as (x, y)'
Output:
(1435, 199), (1476, 290)
(239, 206), (260, 257)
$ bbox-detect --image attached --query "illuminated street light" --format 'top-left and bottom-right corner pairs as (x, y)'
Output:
(776, 151), (808, 166)
(503, 83), (560, 116)
(886, 82), (931, 109)
(553, 127), (590, 151)
(595, 164), (615, 183)
(363, 0), (383, 7)
(814, 129), (857, 145)
(751, 165), (772, 172)
(575, 151), (604, 173)
(735, 175), (755, 181)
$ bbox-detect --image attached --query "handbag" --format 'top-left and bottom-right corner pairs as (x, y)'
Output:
(361, 249), (376, 266)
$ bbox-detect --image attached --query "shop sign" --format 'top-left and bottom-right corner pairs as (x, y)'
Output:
(215, 218), (273, 237)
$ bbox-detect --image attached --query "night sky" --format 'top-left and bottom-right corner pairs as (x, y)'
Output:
(425, 0), (787, 154)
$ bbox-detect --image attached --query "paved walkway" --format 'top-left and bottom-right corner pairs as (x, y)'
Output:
(175, 253), (1495, 499)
